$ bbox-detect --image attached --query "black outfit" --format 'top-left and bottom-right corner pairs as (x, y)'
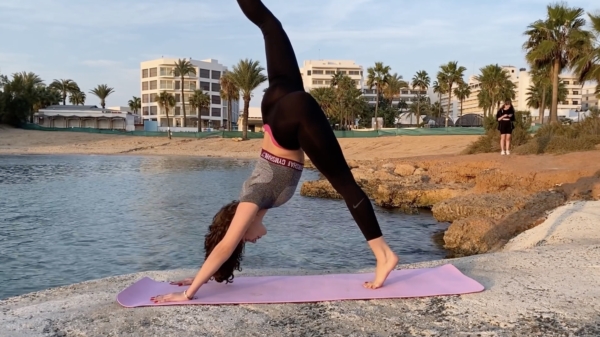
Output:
(496, 106), (515, 135)
(237, 0), (383, 241)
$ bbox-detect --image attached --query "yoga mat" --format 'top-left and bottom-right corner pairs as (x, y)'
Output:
(117, 264), (484, 308)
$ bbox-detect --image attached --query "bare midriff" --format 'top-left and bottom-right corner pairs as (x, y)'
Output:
(261, 125), (304, 164)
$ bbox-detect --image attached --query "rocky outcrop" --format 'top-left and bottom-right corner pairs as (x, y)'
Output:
(442, 191), (566, 256)
(300, 155), (600, 257)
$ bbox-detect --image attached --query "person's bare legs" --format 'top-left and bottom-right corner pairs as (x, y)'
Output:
(500, 134), (506, 154)
(506, 134), (512, 154)
(364, 238), (399, 289)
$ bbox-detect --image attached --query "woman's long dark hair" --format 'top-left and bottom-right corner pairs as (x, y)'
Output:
(204, 200), (245, 283)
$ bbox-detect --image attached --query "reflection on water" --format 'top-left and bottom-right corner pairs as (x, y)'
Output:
(0, 154), (449, 299)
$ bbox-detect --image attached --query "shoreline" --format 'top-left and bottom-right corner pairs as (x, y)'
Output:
(1, 200), (599, 336)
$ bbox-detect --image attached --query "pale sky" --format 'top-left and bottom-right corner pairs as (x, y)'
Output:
(1, 0), (598, 107)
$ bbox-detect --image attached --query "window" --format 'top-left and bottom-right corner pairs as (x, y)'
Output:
(150, 106), (158, 115)
(211, 70), (221, 80)
(160, 67), (172, 76)
(421, 91), (426, 95)
(561, 100), (569, 105)
(313, 70), (323, 75)
(401, 90), (409, 95)
(348, 70), (360, 75)
(149, 80), (157, 90)
(149, 68), (157, 77)
(312, 79), (323, 85)
(572, 100), (579, 105)
(211, 108), (221, 117)
(150, 93), (157, 102)
(159, 80), (173, 90)
(184, 80), (196, 90)
(187, 105), (196, 115)
(324, 80), (331, 85)
(200, 81), (210, 91)
(307, 70), (312, 76)
(142, 81), (148, 91)
(337, 70), (346, 74)
(574, 81), (580, 85)
(200, 107), (210, 116)
(142, 94), (149, 103)
(212, 95), (221, 104)
(175, 107), (181, 115)
(211, 83), (221, 92)
(142, 107), (149, 115)
(175, 94), (181, 103)
(183, 94), (190, 103)
(325, 70), (335, 75)
(142, 69), (148, 78)
(175, 81), (180, 90)
(199, 69), (210, 78)
(573, 91), (579, 95)
(563, 81), (570, 85)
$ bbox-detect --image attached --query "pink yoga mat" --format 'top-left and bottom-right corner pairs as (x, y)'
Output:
(117, 264), (484, 307)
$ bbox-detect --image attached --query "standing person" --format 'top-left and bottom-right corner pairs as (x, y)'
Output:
(150, 0), (399, 304)
(497, 99), (516, 155)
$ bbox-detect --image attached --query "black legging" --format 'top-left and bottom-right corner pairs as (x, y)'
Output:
(237, 0), (383, 241)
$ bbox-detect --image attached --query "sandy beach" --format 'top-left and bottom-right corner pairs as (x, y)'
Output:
(1, 200), (599, 336)
(0, 126), (480, 160)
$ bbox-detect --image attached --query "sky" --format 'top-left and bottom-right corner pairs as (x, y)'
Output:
(0, 0), (598, 107)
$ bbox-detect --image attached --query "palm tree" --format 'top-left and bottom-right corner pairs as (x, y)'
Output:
(523, 4), (593, 123)
(172, 58), (197, 127)
(128, 96), (141, 115)
(229, 58), (267, 140)
(453, 82), (471, 117)
(189, 89), (211, 132)
(69, 91), (86, 105)
(8, 71), (44, 122)
(438, 61), (466, 127)
(382, 73), (408, 106)
(432, 79), (447, 119)
(526, 79), (568, 119)
(366, 62), (391, 130)
(309, 87), (336, 120)
(220, 72), (240, 131)
(89, 84), (114, 109)
(475, 64), (514, 116)
(155, 91), (176, 139)
(574, 13), (600, 96)
(49, 79), (80, 105)
(411, 70), (430, 125)
(528, 65), (552, 123)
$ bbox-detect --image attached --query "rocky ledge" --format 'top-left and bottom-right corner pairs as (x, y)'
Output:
(301, 155), (600, 256)
(1, 201), (599, 336)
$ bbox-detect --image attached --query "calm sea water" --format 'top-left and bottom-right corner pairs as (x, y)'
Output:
(0, 154), (449, 299)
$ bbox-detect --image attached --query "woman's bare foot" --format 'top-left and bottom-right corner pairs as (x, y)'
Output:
(364, 238), (399, 289)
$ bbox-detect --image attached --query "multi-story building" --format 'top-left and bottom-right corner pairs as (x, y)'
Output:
(440, 65), (585, 122)
(140, 58), (239, 130)
(582, 82), (599, 112)
(300, 60), (364, 91)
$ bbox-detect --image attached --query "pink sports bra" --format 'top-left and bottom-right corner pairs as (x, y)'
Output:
(263, 124), (285, 149)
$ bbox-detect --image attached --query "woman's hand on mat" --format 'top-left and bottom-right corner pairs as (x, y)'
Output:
(170, 278), (194, 286)
(151, 292), (191, 303)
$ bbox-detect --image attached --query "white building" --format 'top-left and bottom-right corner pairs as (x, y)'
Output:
(140, 58), (240, 130)
(582, 82), (599, 112)
(237, 107), (263, 132)
(300, 60), (364, 91)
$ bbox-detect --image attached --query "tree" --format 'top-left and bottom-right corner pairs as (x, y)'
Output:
(309, 87), (336, 120)
(189, 89), (210, 132)
(411, 70), (430, 125)
(220, 72), (239, 131)
(49, 79), (79, 105)
(528, 65), (552, 123)
(155, 91), (176, 139)
(432, 79), (447, 119)
(172, 58), (197, 127)
(526, 78), (568, 120)
(89, 84), (114, 109)
(453, 82), (471, 117)
(523, 3), (593, 123)
(366, 62), (391, 130)
(128, 96), (141, 115)
(229, 59), (267, 140)
(69, 91), (86, 105)
(475, 64), (515, 116)
(574, 13), (600, 95)
(438, 61), (466, 127)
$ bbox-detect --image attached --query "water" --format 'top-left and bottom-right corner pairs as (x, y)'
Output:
(0, 154), (449, 300)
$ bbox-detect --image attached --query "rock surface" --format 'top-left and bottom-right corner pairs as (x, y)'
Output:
(1, 201), (599, 336)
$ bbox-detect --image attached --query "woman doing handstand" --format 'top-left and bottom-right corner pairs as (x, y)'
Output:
(151, 0), (399, 304)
